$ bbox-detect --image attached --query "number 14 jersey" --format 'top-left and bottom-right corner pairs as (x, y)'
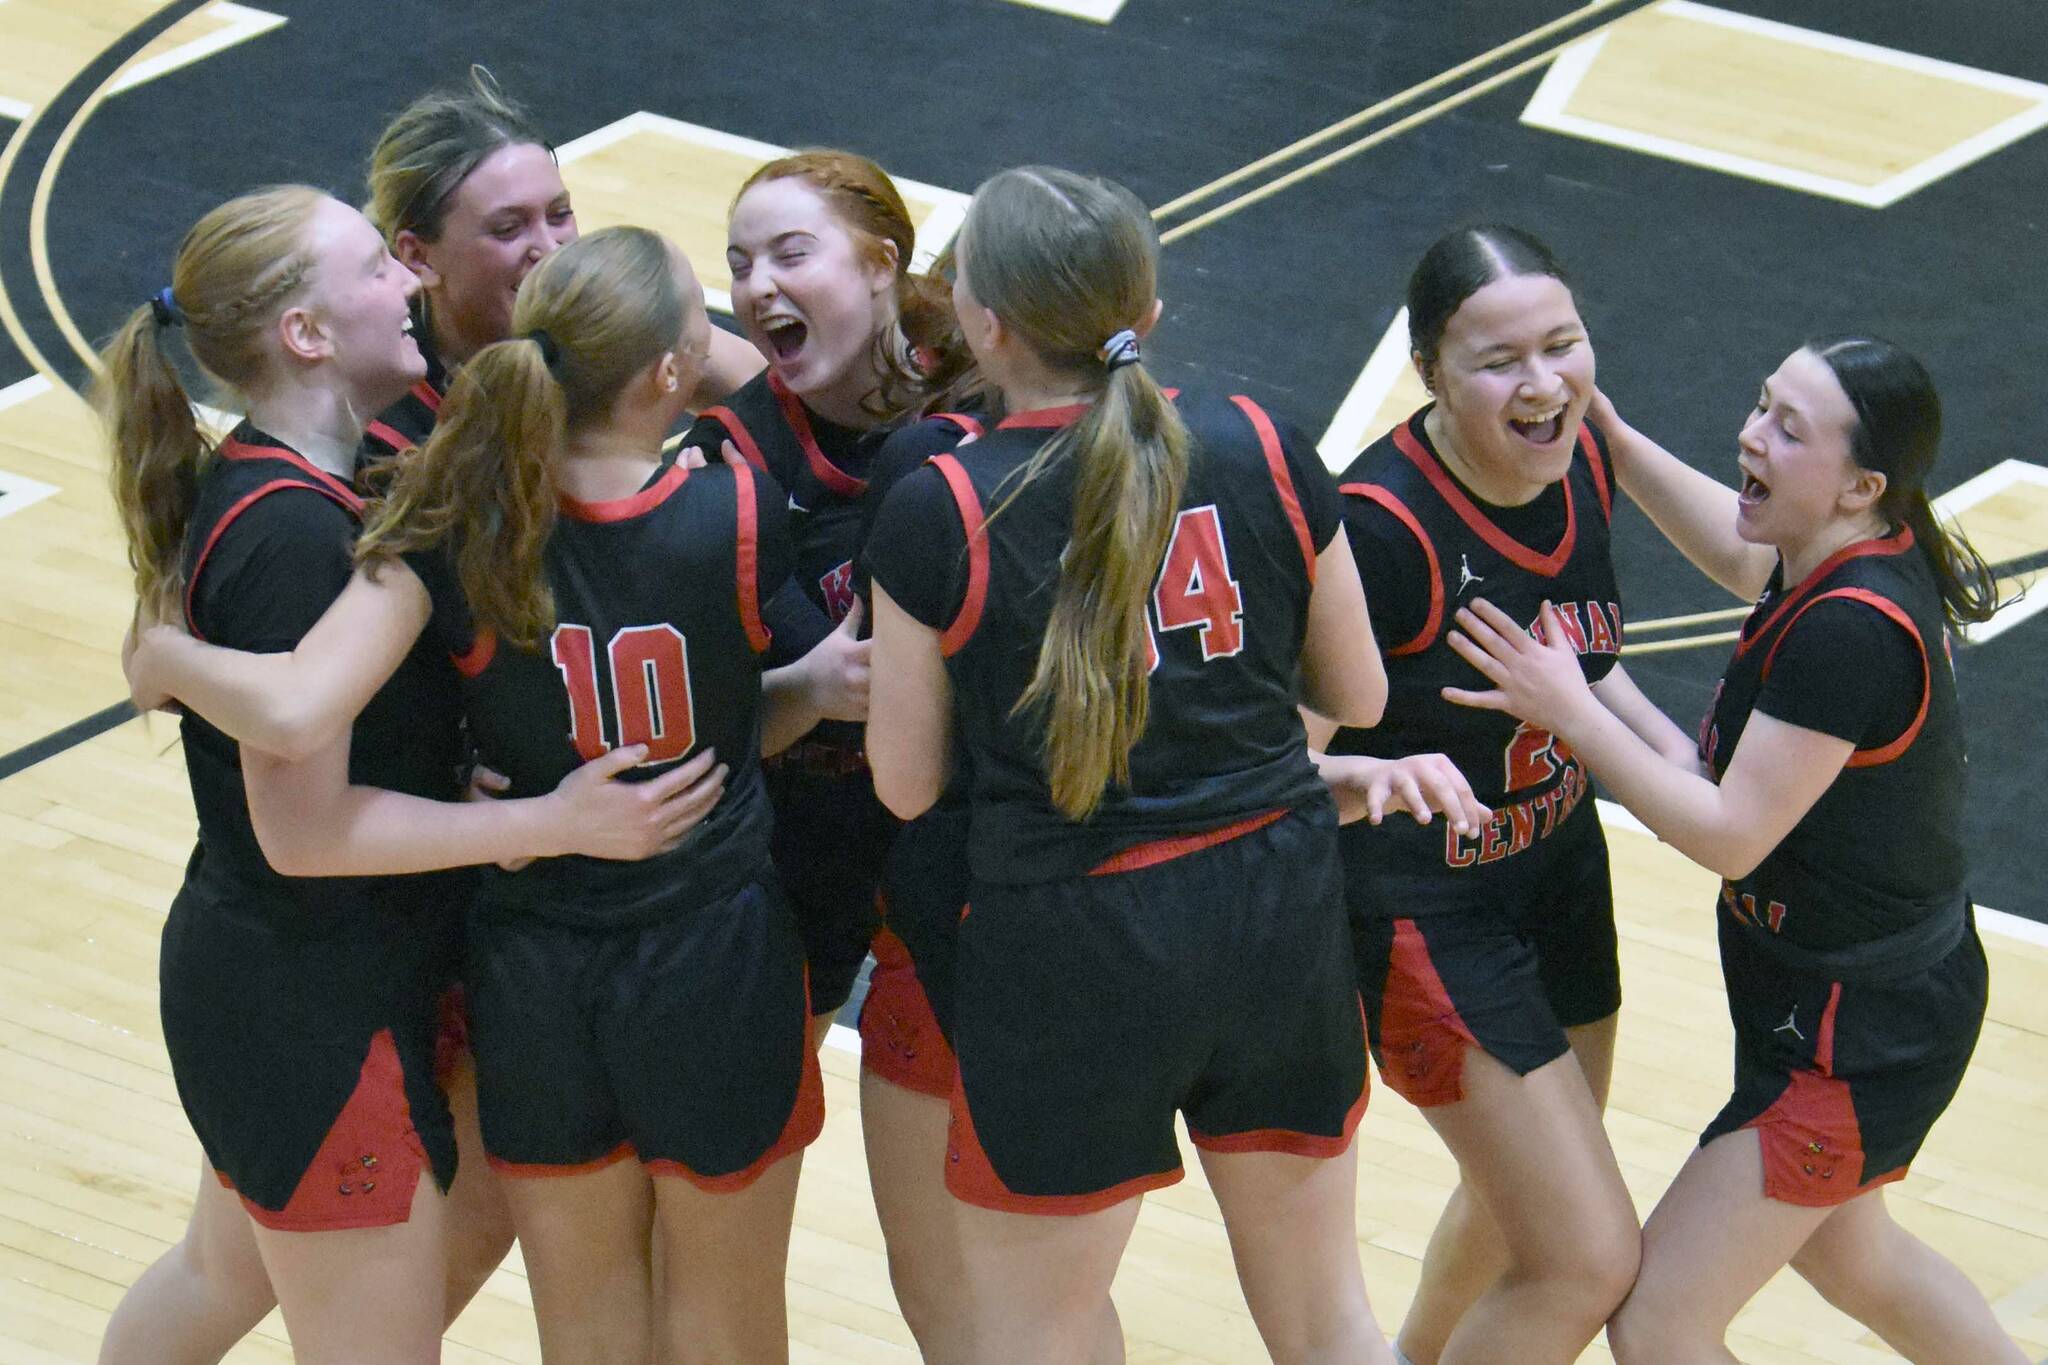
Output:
(407, 459), (793, 928)
(1329, 408), (1623, 914)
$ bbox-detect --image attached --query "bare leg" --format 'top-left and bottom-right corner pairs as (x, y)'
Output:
(1790, 1188), (2029, 1364)
(952, 1194), (1144, 1365)
(861, 1070), (968, 1360)
(1396, 1015), (1618, 1364)
(809, 1013), (837, 1053)
(652, 1151), (804, 1364)
(248, 1174), (450, 1365)
(1199, 1138), (1394, 1365)
(438, 1055), (517, 1315)
(99, 1165), (274, 1365)
(1414, 1045), (1638, 1365)
(499, 1158), (656, 1365)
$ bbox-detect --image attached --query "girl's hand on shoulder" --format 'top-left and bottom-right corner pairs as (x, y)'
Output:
(1442, 599), (1595, 738)
(547, 745), (728, 861)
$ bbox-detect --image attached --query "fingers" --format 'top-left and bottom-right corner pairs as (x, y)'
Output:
(1457, 599), (1526, 654)
(839, 597), (865, 635)
(1392, 770), (1430, 825)
(470, 764), (511, 793)
(678, 445), (708, 470)
(720, 439), (747, 469)
(584, 743), (651, 781)
(1445, 630), (1511, 685)
(1536, 600), (1575, 654)
(1441, 684), (1512, 712)
(638, 746), (718, 798)
(656, 764), (727, 838)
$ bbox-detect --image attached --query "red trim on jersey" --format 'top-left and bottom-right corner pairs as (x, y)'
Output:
(1339, 482), (1443, 656)
(558, 461), (690, 524)
(486, 1142), (637, 1179)
(1375, 919), (1480, 1108)
(218, 437), (364, 510)
(995, 389), (1182, 431)
(224, 1028), (430, 1229)
(1391, 418), (1579, 577)
(1581, 423), (1613, 522)
(411, 377), (443, 415)
(700, 406), (768, 470)
(183, 479), (359, 640)
(452, 625), (496, 679)
(1760, 588), (1930, 768)
(930, 412), (985, 440)
(768, 371), (867, 497)
(1088, 808), (1287, 877)
(927, 453), (988, 657)
(732, 461), (771, 652)
(1231, 395), (1317, 581)
(364, 419), (416, 454)
(1734, 527), (1917, 659)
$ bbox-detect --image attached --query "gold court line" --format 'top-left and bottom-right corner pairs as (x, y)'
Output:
(1623, 628), (1741, 656)
(1158, 37), (1592, 247)
(1151, 0), (1629, 220)
(1627, 603), (1753, 632)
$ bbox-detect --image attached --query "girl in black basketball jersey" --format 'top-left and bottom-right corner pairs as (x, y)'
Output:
(868, 166), (1396, 1365)
(130, 227), (823, 1363)
(99, 189), (709, 1364)
(1324, 227), (1683, 1365)
(684, 149), (972, 1047)
(1449, 339), (2023, 1361)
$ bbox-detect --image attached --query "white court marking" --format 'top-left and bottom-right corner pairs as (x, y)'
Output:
(107, 2), (286, 94)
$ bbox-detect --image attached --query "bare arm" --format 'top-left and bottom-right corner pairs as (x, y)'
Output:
(1589, 660), (1704, 774)
(128, 563), (432, 761)
(1446, 600), (1845, 878)
(1299, 532), (1386, 728)
(867, 582), (952, 820)
(1593, 390), (1775, 602)
(244, 735), (730, 878)
(689, 326), (768, 409)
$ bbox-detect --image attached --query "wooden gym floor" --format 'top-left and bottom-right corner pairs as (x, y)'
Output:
(1, 1), (2045, 1360)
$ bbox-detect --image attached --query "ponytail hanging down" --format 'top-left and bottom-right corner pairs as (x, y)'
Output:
(100, 298), (208, 620)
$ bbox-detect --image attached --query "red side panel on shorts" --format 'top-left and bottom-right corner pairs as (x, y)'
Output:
(732, 460), (772, 651)
(927, 453), (988, 657)
(944, 1074), (1183, 1216)
(224, 1028), (431, 1230)
(1231, 395), (1316, 581)
(1339, 483), (1443, 656)
(1742, 983), (1902, 1206)
(1376, 919), (1480, 1108)
(1088, 808), (1287, 877)
(701, 406), (769, 471)
(860, 924), (958, 1099)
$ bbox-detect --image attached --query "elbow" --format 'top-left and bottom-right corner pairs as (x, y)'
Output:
(1314, 681), (1386, 732)
(873, 766), (938, 822)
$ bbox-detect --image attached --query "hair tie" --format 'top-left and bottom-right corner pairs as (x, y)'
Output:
(523, 328), (560, 371)
(150, 287), (184, 329)
(1099, 329), (1141, 371)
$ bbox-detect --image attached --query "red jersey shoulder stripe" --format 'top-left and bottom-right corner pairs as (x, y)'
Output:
(926, 453), (988, 657)
(1339, 482), (1443, 656)
(1230, 395), (1316, 582)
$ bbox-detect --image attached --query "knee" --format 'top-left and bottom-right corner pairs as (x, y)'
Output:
(1789, 1234), (1890, 1321)
(1521, 1211), (1640, 1329)
(1605, 1270), (1714, 1364)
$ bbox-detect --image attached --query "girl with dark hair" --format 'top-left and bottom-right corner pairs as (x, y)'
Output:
(1448, 338), (2019, 1361)
(125, 227), (823, 1363)
(867, 165), (1394, 1364)
(686, 149), (977, 1045)
(99, 191), (708, 1363)
(1322, 226), (1674, 1363)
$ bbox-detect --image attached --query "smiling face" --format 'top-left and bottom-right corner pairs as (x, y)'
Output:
(1422, 271), (1594, 506)
(398, 141), (575, 363)
(297, 196), (424, 411)
(1735, 346), (1880, 559)
(726, 175), (898, 426)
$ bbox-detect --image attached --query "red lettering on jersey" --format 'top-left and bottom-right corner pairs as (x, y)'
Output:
(1543, 601), (1589, 654)
(1505, 801), (1537, 856)
(1153, 504), (1245, 661)
(818, 560), (856, 622)
(1584, 600), (1617, 654)
(1504, 720), (1577, 792)
(609, 625), (696, 763)
(551, 625), (607, 761)
(1476, 811), (1510, 864)
(550, 622), (699, 765)
(1445, 821), (1476, 868)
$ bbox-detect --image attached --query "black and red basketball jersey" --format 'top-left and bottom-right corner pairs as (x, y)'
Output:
(868, 390), (1340, 884)
(406, 460), (792, 928)
(1329, 408), (1623, 913)
(177, 424), (468, 927)
(1701, 528), (1969, 963)
(362, 299), (448, 464)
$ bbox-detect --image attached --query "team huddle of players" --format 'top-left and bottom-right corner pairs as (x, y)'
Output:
(97, 69), (2022, 1365)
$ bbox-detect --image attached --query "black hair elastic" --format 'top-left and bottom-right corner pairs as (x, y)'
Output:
(150, 286), (185, 329)
(1098, 328), (1141, 371)
(523, 328), (560, 371)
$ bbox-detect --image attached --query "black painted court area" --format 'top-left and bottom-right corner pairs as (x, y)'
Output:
(6, 0), (2046, 915)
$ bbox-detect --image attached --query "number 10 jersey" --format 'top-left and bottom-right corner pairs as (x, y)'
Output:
(407, 459), (793, 928)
